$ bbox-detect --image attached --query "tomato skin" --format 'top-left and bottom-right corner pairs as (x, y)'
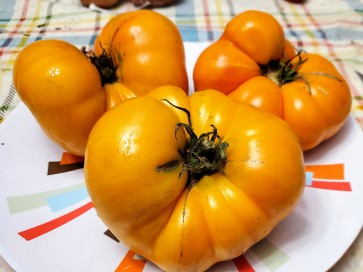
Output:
(281, 53), (351, 150)
(95, 10), (189, 95)
(193, 10), (352, 151)
(12, 11), (189, 156)
(193, 40), (261, 95)
(85, 87), (305, 272)
(85, 94), (188, 253)
(104, 82), (136, 111)
(193, 10), (286, 94)
(229, 53), (352, 150)
(229, 76), (284, 117)
(220, 10), (285, 65)
(13, 40), (105, 156)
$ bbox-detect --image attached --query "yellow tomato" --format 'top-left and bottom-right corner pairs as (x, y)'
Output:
(193, 10), (352, 151)
(228, 52), (352, 150)
(13, 11), (189, 156)
(13, 39), (105, 156)
(85, 87), (305, 271)
(95, 10), (189, 96)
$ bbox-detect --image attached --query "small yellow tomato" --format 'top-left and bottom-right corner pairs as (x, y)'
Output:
(13, 39), (105, 156)
(95, 10), (189, 95)
(193, 10), (352, 150)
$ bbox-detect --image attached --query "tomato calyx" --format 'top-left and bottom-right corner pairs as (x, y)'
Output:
(178, 123), (229, 183)
(261, 51), (342, 94)
(156, 100), (229, 186)
(82, 46), (117, 85)
(261, 50), (307, 86)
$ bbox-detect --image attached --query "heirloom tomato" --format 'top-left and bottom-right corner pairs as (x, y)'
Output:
(193, 10), (352, 151)
(94, 9), (189, 96)
(13, 10), (189, 156)
(13, 39), (105, 156)
(85, 86), (305, 272)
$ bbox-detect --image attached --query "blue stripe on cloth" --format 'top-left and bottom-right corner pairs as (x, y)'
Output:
(317, 27), (363, 41)
(0, 0), (18, 48)
(175, 0), (199, 42)
(284, 28), (363, 42)
(346, 0), (363, 11)
(88, 10), (101, 47)
(2, 27), (359, 47)
(0, 36), (95, 48)
(0, 0), (17, 22)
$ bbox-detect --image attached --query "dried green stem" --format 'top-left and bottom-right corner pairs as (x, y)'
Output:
(156, 100), (229, 186)
(261, 50), (343, 95)
(81, 46), (117, 85)
(261, 50), (307, 86)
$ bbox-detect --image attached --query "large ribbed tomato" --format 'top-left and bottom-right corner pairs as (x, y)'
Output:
(85, 87), (305, 271)
(12, 10), (189, 156)
(94, 9), (189, 96)
(193, 10), (351, 151)
(13, 39), (105, 156)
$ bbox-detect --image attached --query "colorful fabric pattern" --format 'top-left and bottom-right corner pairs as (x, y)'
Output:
(0, 0), (362, 271)
(1, 0), (363, 126)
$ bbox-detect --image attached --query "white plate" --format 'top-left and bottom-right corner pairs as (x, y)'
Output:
(0, 42), (362, 272)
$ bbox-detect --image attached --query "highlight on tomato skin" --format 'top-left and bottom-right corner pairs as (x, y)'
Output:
(94, 9), (189, 96)
(12, 39), (106, 157)
(84, 86), (306, 272)
(12, 10), (189, 157)
(193, 10), (352, 151)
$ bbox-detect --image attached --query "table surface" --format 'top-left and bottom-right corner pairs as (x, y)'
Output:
(0, 0), (362, 271)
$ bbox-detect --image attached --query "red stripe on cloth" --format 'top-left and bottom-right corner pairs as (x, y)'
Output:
(0, 0), (30, 59)
(301, 5), (360, 97)
(286, 20), (363, 28)
(202, 0), (214, 41)
(18, 202), (94, 241)
(301, 5), (335, 52)
(233, 255), (255, 272)
(295, 41), (363, 49)
(273, 0), (304, 48)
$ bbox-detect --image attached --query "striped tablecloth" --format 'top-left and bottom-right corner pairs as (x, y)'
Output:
(0, 0), (362, 271)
